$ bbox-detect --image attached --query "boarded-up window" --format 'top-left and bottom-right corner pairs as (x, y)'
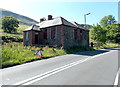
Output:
(43, 29), (47, 39)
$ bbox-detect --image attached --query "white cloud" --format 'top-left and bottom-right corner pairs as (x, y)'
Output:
(0, 0), (21, 11)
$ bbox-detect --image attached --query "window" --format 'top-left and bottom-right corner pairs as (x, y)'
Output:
(80, 30), (82, 34)
(43, 29), (47, 39)
(50, 27), (56, 39)
(74, 29), (77, 40)
(80, 30), (84, 40)
(35, 34), (38, 44)
(25, 32), (29, 40)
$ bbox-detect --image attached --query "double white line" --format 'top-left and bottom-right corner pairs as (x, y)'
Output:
(14, 50), (114, 86)
(114, 68), (120, 87)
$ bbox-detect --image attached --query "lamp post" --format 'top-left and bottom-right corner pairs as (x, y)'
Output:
(84, 13), (90, 29)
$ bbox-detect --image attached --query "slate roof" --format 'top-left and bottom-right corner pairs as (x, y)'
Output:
(36, 17), (77, 28)
(24, 25), (40, 31)
(24, 16), (88, 31)
(70, 22), (86, 30)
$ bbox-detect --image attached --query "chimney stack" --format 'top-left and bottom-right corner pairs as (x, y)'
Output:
(48, 15), (52, 20)
(40, 18), (44, 23)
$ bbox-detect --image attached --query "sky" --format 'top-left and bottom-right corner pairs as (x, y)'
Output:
(0, 0), (119, 25)
(118, 1), (120, 23)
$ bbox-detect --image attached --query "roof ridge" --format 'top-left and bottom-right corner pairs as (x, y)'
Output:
(60, 17), (77, 28)
(60, 16), (64, 25)
(53, 16), (63, 19)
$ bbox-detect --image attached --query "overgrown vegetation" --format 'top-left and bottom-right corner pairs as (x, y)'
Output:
(90, 15), (120, 45)
(107, 24), (120, 43)
(2, 43), (38, 68)
(90, 24), (107, 45)
(2, 42), (94, 68)
(2, 42), (119, 68)
(2, 42), (66, 68)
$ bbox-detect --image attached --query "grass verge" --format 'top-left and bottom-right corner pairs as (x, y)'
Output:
(2, 43), (67, 68)
(2, 42), (120, 68)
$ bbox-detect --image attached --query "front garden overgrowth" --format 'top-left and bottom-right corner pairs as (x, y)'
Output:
(2, 42), (67, 68)
(2, 42), (120, 68)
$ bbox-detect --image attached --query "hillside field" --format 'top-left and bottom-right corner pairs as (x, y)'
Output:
(1, 24), (29, 37)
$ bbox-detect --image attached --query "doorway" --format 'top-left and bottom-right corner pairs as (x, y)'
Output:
(35, 34), (38, 44)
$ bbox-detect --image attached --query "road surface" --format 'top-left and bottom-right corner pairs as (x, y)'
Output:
(1, 48), (119, 86)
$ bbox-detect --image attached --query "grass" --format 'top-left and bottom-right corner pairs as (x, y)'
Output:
(1, 32), (23, 37)
(2, 42), (39, 68)
(42, 46), (66, 57)
(17, 24), (30, 34)
(93, 43), (120, 50)
(2, 42), (120, 68)
(2, 43), (67, 68)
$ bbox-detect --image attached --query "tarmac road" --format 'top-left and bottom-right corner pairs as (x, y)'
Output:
(2, 48), (119, 86)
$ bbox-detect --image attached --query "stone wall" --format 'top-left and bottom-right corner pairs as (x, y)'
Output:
(23, 25), (89, 48)
(63, 25), (89, 49)
(41, 25), (63, 47)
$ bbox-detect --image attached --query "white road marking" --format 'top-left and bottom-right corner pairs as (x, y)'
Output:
(14, 50), (115, 85)
(114, 68), (120, 86)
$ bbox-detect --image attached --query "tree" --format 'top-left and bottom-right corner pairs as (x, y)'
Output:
(107, 23), (120, 44)
(99, 15), (117, 27)
(90, 24), (107, 45)
(2, 16), (19, 33)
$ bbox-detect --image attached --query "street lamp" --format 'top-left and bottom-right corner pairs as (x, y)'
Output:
(84, 13), (91, 29)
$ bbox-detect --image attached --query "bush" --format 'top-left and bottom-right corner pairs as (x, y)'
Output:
(107, 23), (120, 44)
(90, 25), (107, 44)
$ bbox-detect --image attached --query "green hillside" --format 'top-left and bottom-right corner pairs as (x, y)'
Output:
(0, 8), (38, 26)
(0, 8), (39, 37)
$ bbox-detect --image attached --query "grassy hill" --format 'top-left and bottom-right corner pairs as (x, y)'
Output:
(0, 8), (39, 37)
(0, 8), (38, 26)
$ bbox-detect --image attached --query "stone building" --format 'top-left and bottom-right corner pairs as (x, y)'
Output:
(23, 15), (89, 49)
